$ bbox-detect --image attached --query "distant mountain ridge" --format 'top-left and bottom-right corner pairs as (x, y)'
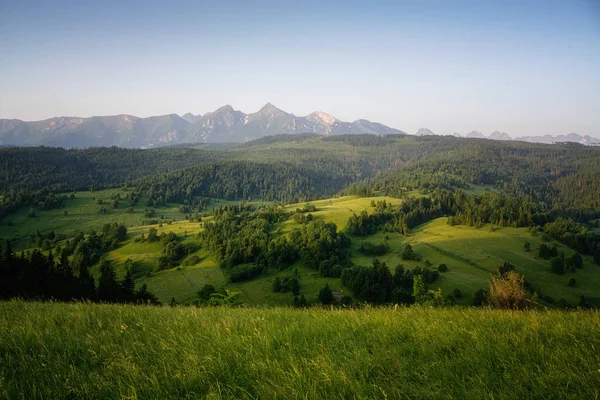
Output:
(413, 128), (599, 146)
(514, 133), (600, 146)
(0, 103), (405, 148)
(2, 106), (597, 148)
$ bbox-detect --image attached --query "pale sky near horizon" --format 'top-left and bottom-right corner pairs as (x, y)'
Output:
(0, 0), (599, 137)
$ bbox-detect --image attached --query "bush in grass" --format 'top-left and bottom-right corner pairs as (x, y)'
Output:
(551, 257), (565, 275)
(473, 289), (488, 306)
(401, 244), (420, 261)
(488, 271), (535, 310)
(227, 263), (264, 283)
(181, 254), (201, 266)
(318, 283), (335, 305)
(359, 241), (389, 256)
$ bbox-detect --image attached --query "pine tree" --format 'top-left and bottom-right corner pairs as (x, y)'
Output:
(78, 264), (96, 300)
(54, 253), (74, 300)
(318, 283), (334, 305)
(412, 275), (428, 304)
(98, 261), (119, 302)
(136, 284), (160, 305)
(3, 240), (13, 265)
(290, 278), (300, 295)
(121, 267), (135, 302)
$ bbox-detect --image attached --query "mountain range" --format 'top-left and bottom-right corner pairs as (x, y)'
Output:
(0, 103), (405, 148)
(1, 104), (597, 148)
(413, 129), (600, 146)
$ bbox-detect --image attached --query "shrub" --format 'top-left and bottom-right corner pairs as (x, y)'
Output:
(401, 244), (420, 261)
(155, 255), (173, 271)
(340, 296), (353, 307)
(181, 254), (201, 266)
(438, 264), (448, 273)
(568, 277), (576, 287)
(412, 266), (439, 284)
(539, 244), (551, 259)
(197, 284), (217, 302)
(227, 263), (264, 283)
(488, 271), (534, 310)
(445, 295), (456, 305)
(359, 241), (389, 256)
(550, 257), (565, 275)
(472, 289), (488, 306)
(570, 253), (583, 269)
(318, 283), (335, 305)
(557, 298), (570, 308)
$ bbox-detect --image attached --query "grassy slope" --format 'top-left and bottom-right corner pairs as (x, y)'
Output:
(111, 195), (600, 307)
(348, 218), (600, 305)
(109, 196), (402, 305)
(0, 192), (255, 249)
(0, 189), (182, 248)
(1, 301), (599, 399)
(2, 189), (599, 306)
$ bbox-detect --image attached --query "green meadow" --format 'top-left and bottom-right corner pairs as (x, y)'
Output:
(1, 190), (259, 249)
(1, 301), (599, 399)
(2, 191), (599, 307)
(348, 218), (600, 306)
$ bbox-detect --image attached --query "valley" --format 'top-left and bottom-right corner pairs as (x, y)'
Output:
(3, 185), (599, 307)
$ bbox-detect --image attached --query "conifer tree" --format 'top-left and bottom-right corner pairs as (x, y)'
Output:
(98, 261), (119, 302)
(121, 267), (135, 303)
(318, 283), (334, 305)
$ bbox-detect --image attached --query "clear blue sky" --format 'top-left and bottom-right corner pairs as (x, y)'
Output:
(0, 0), (599, 137)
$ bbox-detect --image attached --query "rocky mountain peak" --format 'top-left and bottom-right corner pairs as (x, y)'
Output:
(213, 105), (235, 114)
(256, 102), (287, 118)
(307, 111), (337, 126)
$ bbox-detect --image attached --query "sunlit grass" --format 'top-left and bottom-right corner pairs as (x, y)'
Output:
(0, 301), (598, 399)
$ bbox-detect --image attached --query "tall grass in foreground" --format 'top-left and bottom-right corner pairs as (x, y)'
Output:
(1, 301), (599, 399)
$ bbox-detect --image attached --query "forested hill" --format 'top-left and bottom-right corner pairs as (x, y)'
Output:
(1, 134), (600, 221)
(0, 147), (220, 192)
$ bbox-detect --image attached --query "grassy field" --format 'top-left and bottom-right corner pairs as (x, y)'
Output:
(0, 189), (182, 248)
(347, 218), (600, 306)
(1, 301), (599, 399)
(106, 196), (398, 305)
(0, 191), (261, 249)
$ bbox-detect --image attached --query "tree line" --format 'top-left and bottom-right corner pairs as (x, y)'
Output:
(0, 224), (159, 304)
